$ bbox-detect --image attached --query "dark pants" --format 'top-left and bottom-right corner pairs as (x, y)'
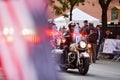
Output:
(60, 43), (69, 64)
(96, 43), (101, 58)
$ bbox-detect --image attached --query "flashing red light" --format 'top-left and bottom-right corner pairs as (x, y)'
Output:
(79, 34), (82, 37)
(25, 35), (41, 43)
(45, 30), (53, 36)
(72, 33), (76, 37)
(32, 36), (41, 43)
(79, 34), (88, 37)
(84, 35), (88, 37)
(45, 29), (60, 36)
(62, 38), (66, 43)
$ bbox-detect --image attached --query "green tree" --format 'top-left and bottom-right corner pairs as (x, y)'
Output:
(50, 0), (85, 21)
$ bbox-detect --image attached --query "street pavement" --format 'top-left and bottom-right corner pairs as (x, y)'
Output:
(58, 59), (120, 80)
(0, 59), (120, 80)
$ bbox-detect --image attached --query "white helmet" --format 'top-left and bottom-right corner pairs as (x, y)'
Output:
(48, 19), (54, 23)
(68, 21), (76, 28)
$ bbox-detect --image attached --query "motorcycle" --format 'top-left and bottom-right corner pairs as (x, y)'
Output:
(52, 33), (91, 75)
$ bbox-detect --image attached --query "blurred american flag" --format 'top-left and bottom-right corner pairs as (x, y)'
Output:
(0, 0), (59, 80)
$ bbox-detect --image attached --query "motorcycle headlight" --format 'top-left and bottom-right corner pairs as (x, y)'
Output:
(79, 41), (87, 49)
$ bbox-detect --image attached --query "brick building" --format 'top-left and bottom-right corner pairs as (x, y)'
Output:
(47, 0), (120, 22)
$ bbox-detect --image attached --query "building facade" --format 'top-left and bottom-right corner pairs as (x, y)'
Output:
(47, 0), (120, 22)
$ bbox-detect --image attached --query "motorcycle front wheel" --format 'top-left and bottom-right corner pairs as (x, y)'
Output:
(78, 58), (89, 75)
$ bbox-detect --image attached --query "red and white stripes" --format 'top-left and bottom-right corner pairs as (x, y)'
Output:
(0, 0), (40, 80)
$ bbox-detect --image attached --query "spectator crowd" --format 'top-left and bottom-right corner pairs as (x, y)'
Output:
(49, 20), (119, 63)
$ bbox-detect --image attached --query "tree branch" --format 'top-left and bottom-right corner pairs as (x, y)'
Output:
(106, 0), (112, 8)
(63, 0), (69, 9)
(68, 0), (72, 6)
(73, 0), (79, 6)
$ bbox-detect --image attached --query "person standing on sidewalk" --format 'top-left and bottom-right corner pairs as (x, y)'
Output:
(87, 23), (98, 63)
(80, 20), (89, 35)
(96, 25), (104, 60)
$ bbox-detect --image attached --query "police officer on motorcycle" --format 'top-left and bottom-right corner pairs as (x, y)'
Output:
(60, 21), (76, 64)
(64, 21), (76, 46)
(59, 21), (90, 74)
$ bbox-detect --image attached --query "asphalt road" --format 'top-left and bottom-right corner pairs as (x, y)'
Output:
(58, 60), (120, 80)
(0, 60), (120, 80)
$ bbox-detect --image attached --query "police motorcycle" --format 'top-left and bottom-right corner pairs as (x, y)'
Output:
(52, 23), (91, 75)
